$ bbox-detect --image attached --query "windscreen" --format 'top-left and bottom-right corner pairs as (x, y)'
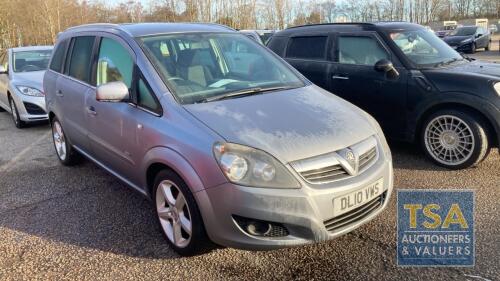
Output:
(139, 33), (305, 104)
(13, 50), (52, 72)
(390, 29), (463, 67)
(449, 27), (476, 36)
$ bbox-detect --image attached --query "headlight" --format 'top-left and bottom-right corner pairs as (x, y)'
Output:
(494, 82), (500, 96)
(16, 86), (44, 97)
(460, 38), (473, 44)
(213, 142), (300, 188)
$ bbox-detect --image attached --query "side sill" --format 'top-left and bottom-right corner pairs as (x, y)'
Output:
(73, 145), (149, 198)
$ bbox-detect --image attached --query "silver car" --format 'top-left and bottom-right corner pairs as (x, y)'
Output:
(0, 46), (52, 128)
(44, 23), (393, 256)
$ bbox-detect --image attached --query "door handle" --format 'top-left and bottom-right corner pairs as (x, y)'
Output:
(332, 75), (349, 80)
(56, 90), (63, 97)
(86, 106), (97, 116)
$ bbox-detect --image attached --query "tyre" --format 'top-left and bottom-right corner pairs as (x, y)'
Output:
(51, 117), (81, 165)
(485, 42), (489, 51)
(9, 97), (25, 128)
(153, 169), (212, 256)
(469, 43), (476, 54)
(421, 109), (490, 170)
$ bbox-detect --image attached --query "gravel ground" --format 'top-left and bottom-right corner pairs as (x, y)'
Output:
(0, 111), (498, 281)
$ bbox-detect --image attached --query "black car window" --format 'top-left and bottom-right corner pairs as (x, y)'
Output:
(68, 36), (95, 84)
(50, 40), (68, 73)
(338, 36), (389, 66)
(267, 36), (288, 56)
(286, 36), (327, 60)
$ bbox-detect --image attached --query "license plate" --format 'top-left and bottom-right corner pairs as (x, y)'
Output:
(333, 178), (384, 216)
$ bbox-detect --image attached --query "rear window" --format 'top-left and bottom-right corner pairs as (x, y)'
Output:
(68, 36), (95, 84)
(286, 36), (327, 60)
(50, 40), (67, 73)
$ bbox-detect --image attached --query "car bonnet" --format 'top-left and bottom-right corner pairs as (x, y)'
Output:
(183, 85), (377, 163)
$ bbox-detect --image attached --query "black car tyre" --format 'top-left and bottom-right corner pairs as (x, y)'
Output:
(9, 97), (25, 128)
(485, 42), (489, 51)
(421, 109), (490, 170)
(153, 169), (213, 256)
(469, 43), (476, 54)
(51, 117), (81, 165)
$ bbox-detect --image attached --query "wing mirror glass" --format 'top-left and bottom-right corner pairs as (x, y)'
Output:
(96, 81), (130, 102)
(374, 59), (399, 79)
(0, 65), (7, 74)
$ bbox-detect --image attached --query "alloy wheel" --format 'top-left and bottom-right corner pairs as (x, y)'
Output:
(424, 115), (474, 166)
(52, 120), (67, 161)
(156, 180), (192, 248)
(9, 99), (18, 125)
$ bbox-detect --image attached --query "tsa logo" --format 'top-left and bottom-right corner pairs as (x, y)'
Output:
(397, 190), (474, 266)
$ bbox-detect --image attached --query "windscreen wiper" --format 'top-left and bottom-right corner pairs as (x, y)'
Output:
(434, 58), (462, 68)
(199, 86), (289, 103)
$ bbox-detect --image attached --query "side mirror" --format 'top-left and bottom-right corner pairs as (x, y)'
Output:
(476, 34), (482, 38)
(96, 81), (130, 102)
(0, 65), (7, 74)
(374, 59), (399, 79)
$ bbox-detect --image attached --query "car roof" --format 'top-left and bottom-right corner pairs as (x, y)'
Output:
(275, 22), (424, 36)
(63, 22), (236, 38)
(10, 45), (53, 52)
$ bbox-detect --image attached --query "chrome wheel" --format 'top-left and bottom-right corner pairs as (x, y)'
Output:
(424, 115), (474, 166)
(52, 121), (67, 161)
(156, 180), (192, 248)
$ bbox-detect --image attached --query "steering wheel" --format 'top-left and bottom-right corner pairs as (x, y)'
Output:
(20, 64), (40, 72)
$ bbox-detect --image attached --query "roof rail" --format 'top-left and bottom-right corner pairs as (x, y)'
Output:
(184, 22), (236, 31)
(64, 23), (121, 32)
(286, 22), (376, 30)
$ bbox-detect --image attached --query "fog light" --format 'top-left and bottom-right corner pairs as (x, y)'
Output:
(233, 215), (289, 237)
(247, 221), (272, 236)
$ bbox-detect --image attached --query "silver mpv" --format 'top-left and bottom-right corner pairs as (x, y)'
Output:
(44, 23), (394, 256)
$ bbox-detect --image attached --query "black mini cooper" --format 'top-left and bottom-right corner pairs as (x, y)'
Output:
(268, 22), (500, 169)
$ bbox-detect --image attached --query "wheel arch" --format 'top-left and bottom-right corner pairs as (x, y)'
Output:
(142, 146), (206, 199)
(48, 111), (56, 123)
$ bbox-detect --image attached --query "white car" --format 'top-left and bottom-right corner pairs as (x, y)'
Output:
(0, 46), (53, 128)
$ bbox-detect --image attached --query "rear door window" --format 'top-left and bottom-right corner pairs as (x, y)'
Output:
(68, 36), (95, 84)
(337, 36), (389, 66)
(50, 40), (68, 73)
(286, 36), (327, 60)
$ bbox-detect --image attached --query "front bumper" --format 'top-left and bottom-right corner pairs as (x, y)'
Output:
(11, 92), (48, 122)
(195, 144), (393, 250)
(448, 42), (473, 52)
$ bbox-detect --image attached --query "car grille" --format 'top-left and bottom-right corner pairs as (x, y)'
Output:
(359, 147), (377, 171)
(324, 191), (387, 232)
(23, 102), (45, 115)
(292, 136), (378, 184)
(300, 164), (349, 183)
